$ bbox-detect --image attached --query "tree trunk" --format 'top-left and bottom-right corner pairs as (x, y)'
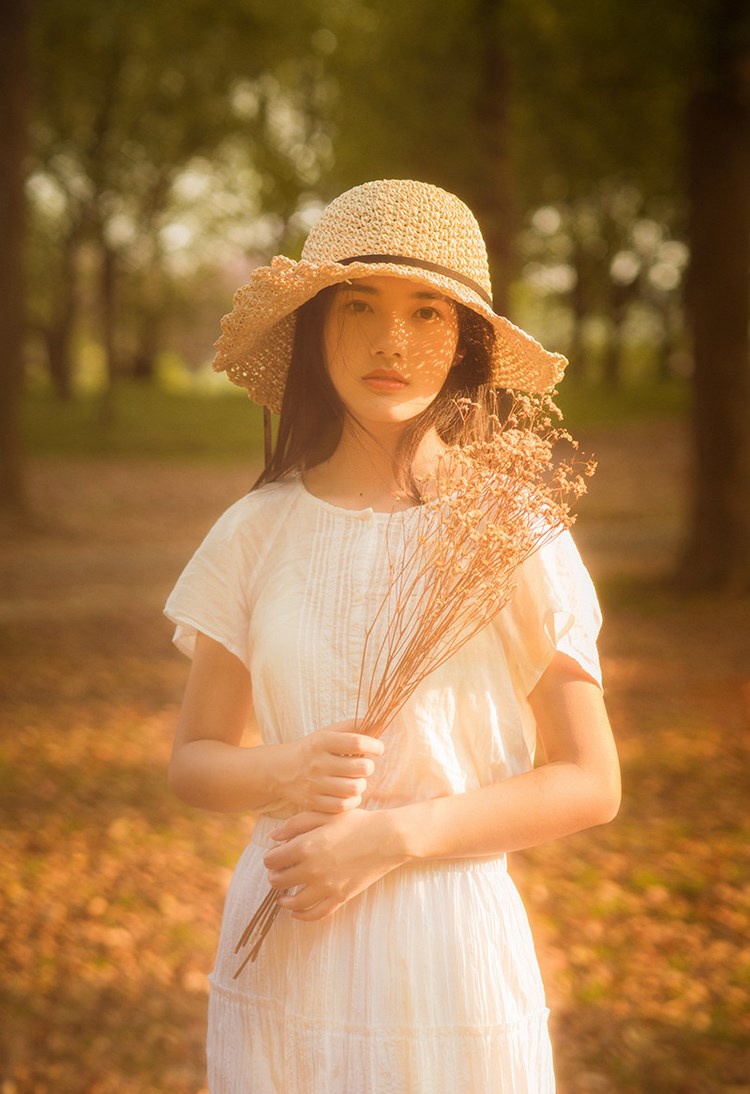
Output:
(602, 282), (632, 389)
(131, 300), (161, 382)
(602, 319), (623, 389)
(98, 239), (119, 426)
(47, 325), (74, 399)
(46, 221), (81, 399)
(0, 0), (29, 519)
(654, 298), (682, 383)
(680, 0), (750, 591)
(465, 0), (515, 317)
(568, 242), (590, 381)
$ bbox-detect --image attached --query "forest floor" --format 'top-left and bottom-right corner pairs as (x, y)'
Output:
(1, 417), (748, 1094)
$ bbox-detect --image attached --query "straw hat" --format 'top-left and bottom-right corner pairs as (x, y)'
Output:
(212, 179), (566, 412)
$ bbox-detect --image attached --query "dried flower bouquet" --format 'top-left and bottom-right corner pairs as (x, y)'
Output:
(234, 392), (594, 975)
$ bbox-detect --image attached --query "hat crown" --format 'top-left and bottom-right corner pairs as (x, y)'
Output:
(301, 179), (493, 299)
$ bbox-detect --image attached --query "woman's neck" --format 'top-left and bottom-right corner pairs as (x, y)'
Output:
(303, 424), (444, 512)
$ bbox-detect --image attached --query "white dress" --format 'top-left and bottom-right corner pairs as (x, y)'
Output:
(165, 476), (602, 1094)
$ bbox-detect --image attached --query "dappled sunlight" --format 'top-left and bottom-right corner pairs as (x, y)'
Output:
(324, 278), (461, 431)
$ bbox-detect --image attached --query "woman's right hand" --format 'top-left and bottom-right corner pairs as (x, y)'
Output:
(278, 721), (384, 814)
(170, 634), (385, 815)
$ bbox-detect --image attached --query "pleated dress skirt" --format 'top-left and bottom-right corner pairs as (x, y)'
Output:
(207, 817), (555, 1094)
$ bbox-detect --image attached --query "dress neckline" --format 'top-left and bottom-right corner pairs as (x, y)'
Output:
(294, 474), (422, 521)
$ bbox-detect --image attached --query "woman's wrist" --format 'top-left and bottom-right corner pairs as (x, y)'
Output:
(263, 739), (299, 805)
(376, 801), (428, 866)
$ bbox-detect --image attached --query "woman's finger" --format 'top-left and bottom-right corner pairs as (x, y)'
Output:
(266, 864), (305, 889)
(324, 755), (376, 779)
(268, 810), (329, 843)
(316, 793), (362, 813)
(320, 776), (368, 800)
(289, 897), (341, 921)
(318, 730), (384, 758)
(278, 884), (330, 912)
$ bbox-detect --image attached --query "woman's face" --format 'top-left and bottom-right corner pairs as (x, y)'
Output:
(322, 276), (460, 430)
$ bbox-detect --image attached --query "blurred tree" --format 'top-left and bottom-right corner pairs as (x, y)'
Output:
(467, 0), (750, 586)
(28, 0), (329, 407)
(510, 0), (750, 586)
(318, 0), (691, 375)
(20, 0), (750, 585)
(319, 0), (517, 310)
(0, 0), (30, 517)
(318, 0), (750, 587)
(517, 191), (688, 384)
(506, 0), (689, 382)
(25, 176), (84, 400)
(681, 0), (750, 591)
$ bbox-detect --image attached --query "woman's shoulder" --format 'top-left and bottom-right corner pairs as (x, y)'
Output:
(207, 477), (301, 537)
(520, 524), (582, 571)
(183, 478), (303, 576)
(507, 528), (600, 623)
(493, 527), (603, 694)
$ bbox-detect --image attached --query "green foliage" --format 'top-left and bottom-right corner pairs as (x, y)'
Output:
(556, 378), (689, 429)
(505, 0), (703, 202)
(305, 0), (707, 379)
(30, 0), (320, 172)
(319, 0), (489, 195)
(23, 384), (264, 461)
(321, 0), (707, 209)
(27, 0), (333, 389)
(26, 0), (722, 396)
(21, 377), (688, 463)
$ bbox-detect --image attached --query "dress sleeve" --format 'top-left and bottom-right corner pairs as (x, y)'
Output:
(164, 498), (256, 670)
(497, 528), (603, 696)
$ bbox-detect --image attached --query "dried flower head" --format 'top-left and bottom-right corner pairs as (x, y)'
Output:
(354, 391), (594, 736)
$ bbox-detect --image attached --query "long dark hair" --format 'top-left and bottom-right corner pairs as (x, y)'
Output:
(253, 284), (501, 500)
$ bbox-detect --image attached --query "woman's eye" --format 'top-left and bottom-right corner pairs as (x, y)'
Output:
(415, 306), (440, 321)
(345, 298), (371, 314)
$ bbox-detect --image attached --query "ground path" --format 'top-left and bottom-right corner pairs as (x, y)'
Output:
(1, 419), (688, 620)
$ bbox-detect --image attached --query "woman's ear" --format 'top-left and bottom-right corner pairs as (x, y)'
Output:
(451, 350), (465, 369)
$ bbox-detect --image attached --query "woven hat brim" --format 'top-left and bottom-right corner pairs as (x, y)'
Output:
(212, 257), (567, 414)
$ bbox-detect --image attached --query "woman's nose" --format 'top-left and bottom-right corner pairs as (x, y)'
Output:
(371, 313), (408, 358)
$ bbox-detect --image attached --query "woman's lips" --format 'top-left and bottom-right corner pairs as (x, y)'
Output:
(362, 369), (408, 392)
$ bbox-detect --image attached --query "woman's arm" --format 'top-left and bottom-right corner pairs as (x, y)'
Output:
(168, 632), (383, 814)
(264, 651), (620, 918)
(389, 651), (620, 857)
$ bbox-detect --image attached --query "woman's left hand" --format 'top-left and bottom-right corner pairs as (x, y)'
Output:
(263, 808), (405, 921)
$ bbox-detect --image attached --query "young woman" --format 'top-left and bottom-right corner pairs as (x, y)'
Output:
(165, 179), (620, 1094)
